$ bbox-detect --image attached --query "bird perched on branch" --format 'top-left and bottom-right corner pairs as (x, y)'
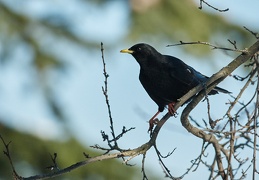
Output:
(120, 43), (230, 132)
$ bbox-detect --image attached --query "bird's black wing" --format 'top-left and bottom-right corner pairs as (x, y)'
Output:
(163, 55), (207, 87)
(164, 55), (231, 94)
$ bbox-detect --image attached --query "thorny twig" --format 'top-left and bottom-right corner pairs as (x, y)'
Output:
(167, 40), (248, 54)
(153, 143), (177, 179)
(98, 42), (135, 154)
(198, 0), (229, 12)
(252, 55), (259, 179)
(141, 153), (148, 180)
(0, 135), (22, 180)
(46, 153), (59, 171)
(101, 42), (117, 147)
(180, 40), (259, 179)
(244, 26), (259, 39)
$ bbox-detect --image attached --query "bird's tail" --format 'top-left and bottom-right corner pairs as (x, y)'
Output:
(209, 86), (231, 95)
(214, 86), (231, 94)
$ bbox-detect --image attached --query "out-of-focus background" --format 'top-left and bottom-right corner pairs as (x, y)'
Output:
(0, 0), (258, 179)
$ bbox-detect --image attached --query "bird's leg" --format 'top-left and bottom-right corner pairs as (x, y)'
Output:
(168, 102), (176, 116)
(148, 111), (160, 133)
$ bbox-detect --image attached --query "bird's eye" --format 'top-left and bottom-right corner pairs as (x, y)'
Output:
(138, 47), (142, 51)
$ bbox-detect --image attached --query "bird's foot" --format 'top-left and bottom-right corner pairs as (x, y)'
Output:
(148, 118), (159, 133)
(168, 102), (177, 116)
(148, 111), (160, 133)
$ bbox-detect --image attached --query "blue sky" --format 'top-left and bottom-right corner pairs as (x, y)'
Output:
(0, 0), (258, 179)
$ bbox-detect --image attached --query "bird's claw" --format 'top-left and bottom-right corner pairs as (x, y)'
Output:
(168, 102), (177, 116)
(148, 118), (159, 133)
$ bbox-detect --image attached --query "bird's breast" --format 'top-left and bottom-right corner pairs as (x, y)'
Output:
(139, 68), (185, 107)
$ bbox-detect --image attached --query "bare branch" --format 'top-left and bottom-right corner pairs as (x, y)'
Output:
(100, 42), (118, 147)
(46, 153), (59, 171)
(141, 153), (148, 180)
(198, 0), (229, 12)
(252, 56), (259, 180)
(0, 135), (22, 180)
(153, 143), (177, 179)
(167, 40), (248, 54)
(179, 39), (259, 179)
(243, 26), (259, 39)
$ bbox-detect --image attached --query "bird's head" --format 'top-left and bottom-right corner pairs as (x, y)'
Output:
(120, 43), (161, 66)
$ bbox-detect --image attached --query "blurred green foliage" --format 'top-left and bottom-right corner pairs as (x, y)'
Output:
(128, 0), (252, 55)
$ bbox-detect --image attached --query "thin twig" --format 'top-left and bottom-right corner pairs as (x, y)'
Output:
(180, 40), (259, 179)
(101, 42), (118, 147)
(243, 26), (259, 39)
(153, 143), (177, 179)
(198, 0), (229, 12)
(0, 135), (22, 180)
(141, 153), (148, 180)
(46, 153), (59, 171)
(167, 41), (248, 54)
(252, 56), (259, 180)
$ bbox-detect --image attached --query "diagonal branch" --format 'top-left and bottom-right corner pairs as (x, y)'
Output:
(0, 135), (22, 180)
(21, 141), (153, 180)
(167, 40), (247, 53)
(101, 42), (117, 145)
(198, 0), (229, 12)
(179, 39), (259, 179)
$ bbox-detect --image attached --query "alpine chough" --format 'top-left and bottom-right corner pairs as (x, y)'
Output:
(120, 43), (230, 132)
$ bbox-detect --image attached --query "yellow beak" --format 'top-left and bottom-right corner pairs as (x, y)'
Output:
(120, 49), (134, 54)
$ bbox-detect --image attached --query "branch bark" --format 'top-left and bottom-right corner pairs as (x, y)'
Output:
(180, 40), (259, 179)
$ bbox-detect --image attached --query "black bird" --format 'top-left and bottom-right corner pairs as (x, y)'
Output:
(120, 43), (230, 132)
